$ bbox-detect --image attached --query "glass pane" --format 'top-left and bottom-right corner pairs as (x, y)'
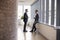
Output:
(44, 0), (46, 24)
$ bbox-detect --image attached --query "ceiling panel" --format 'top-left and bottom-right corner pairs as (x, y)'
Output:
(18, 0), (36, 5)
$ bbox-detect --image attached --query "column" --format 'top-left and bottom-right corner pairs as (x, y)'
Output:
(57, 0), (60, 40)
(56, 0), (60, 26)
(0, 0), (17, 40)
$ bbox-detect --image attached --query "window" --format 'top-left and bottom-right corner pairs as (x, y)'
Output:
(18, 5), (23, 19)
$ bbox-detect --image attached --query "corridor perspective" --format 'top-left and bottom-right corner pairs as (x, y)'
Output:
(17, 25), (47, 40)
(0, 0), (60, 40)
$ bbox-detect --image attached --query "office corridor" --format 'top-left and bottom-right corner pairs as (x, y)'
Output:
(0, 0), (59, 40)
(17, 25), (47, 40)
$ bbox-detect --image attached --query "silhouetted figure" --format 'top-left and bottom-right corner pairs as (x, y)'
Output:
(30, 10), (39, 32)
(23, 9), (28, 32)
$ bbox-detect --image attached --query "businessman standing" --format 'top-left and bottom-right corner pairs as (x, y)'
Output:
(30, 10), (39, 32)
(23, 9), (28, 32)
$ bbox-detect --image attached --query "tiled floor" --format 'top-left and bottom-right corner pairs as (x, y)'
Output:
(17, 25), (47, 40)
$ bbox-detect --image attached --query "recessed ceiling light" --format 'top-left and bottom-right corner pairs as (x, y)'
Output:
(19, 1), (25, 2)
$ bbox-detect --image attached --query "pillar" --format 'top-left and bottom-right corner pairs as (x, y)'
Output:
(57, 0), (60, 40)
(0, 0), (17, 40)
(56, 0), (60, 26)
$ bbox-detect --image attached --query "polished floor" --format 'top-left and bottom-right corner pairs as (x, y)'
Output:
(17, 25), (47, 40)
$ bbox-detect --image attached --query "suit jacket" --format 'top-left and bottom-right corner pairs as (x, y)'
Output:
(34, 14), (39, 23)
(23, 12), (28, 22)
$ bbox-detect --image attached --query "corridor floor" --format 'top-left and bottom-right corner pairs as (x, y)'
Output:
(17, 25), (47, 40)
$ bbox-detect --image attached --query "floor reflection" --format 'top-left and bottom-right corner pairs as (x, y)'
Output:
(17, 26), (47, 40)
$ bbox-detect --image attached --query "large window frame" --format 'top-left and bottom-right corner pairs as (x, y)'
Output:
(40, 0), (57, 27)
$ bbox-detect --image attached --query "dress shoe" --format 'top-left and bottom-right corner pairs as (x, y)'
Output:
(23, 30), (27, 32)
(30, 30), (33, 32)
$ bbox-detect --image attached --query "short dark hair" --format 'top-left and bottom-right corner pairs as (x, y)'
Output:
(25, 9), (28, 12)
(35, 10), (38, 12)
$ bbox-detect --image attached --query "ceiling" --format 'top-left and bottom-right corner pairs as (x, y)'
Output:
(18, 0), (36, 5)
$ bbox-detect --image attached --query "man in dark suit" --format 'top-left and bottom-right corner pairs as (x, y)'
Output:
(23, 9), (28, 32)
(30, 10), (39, 32)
